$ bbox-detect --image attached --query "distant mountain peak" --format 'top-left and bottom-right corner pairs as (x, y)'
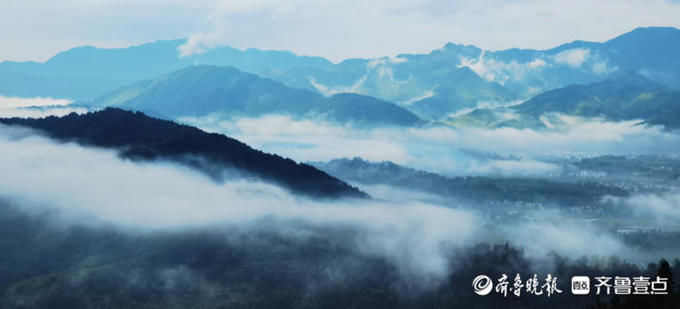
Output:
(86, 65), (423, 127)
(615, 26), (680, 38)
(605, 26), (680, 49)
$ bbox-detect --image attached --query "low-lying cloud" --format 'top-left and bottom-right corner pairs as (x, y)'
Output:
(0, 125), (477, 281)
(181, 113), (680, 177)
(0, 95), (71, 108)
(554, 48), (590, 68)
(0, 123), (653, 283)
(608, 192), (680, 227)
(0, 96), (87, 118)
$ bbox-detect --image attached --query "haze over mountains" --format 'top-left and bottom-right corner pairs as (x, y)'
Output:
(0, 40), (332, 99)
(516, 71), (680, 128)
(1, 23), (680, 309)
(0, 22), (680, 308)
(84, 66), (423, 127)
(312, 157), (626, 207)
(447, 71), (680, 129)
(1, 27), (679, 128)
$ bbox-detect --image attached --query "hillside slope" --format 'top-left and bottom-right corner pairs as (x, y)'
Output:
(0, 108), (367, 198)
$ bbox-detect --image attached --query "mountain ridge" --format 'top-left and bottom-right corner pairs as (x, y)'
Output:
(446, 71), (680, 129)
(83, 65), (423, 127)
(0, 108), (368, 199)
(1, 27), (679, 120)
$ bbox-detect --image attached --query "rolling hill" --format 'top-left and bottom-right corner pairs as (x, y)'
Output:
(446, 71), (680, 129)
(83, 65), (423, 127)
(0, 108), (367, 198)
(516, 71), (680, 128)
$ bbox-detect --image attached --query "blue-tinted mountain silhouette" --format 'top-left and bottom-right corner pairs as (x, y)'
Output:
(446, 71), (680, 129)
(1, 27), (678, 120)
(84, 65), (423, 127)
(0, 40), (331, 99)
(516, 71), (680, 127)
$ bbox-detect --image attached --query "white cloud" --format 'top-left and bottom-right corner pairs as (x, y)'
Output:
(0, 126), (480, 280)
(401, 90), (435, 106)
(499, 213), (626, 257)
(608, 192), (680, 226)
(308, 57), (413, 97)
(458, 51), (498, 82)
(554, 48), (590, 68)
(181, 114), (412, 163)
(467, 158), (562, 175)
(180, 113), (680, 177)
(592, 58), (617, 75)
(309, 76), (368, 96)
(0, 124), (646, 277)
(528, 58), (547, 68)
(457, 52), (549, 85)
(0, 96), (71, 108)
(0, 96), (88, 118)
(178, 31), (220, 57)
(447, 99), (525, 118)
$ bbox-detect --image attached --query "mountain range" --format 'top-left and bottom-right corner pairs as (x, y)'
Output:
(0, 40), (331, 99)
(2, 27), (679, 121)
(1, 25), (680, 309)
(0, 108), (367, 198)
(446, 71), (680, 129)
(282, 27), (680, 118)
(83, 65), (423, 127)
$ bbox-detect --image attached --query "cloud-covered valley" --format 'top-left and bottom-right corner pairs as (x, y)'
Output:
(0, 122), (664, 284)
(0, 96), (87, 118)
(0, 125), (479, 281)
(181, 113), (680, 177)
(0, 100), (678, 287)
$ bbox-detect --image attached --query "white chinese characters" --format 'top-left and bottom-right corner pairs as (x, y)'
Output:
(473, 274), (670, 297)
(573, 275), (669, 295)
(473, 274), (563, 297)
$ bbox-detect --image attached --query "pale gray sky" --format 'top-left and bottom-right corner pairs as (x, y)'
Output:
(3, 0), (680, 63)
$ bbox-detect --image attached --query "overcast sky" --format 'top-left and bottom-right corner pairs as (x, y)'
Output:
(3, 0), (680, 63)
